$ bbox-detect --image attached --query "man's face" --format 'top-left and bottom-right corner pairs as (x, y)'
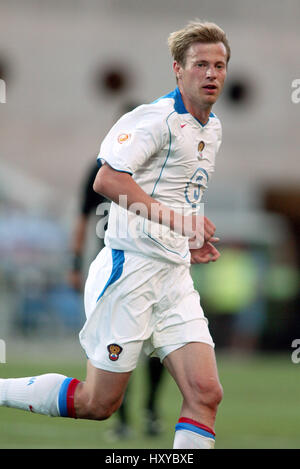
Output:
(174, 41), (228, 109)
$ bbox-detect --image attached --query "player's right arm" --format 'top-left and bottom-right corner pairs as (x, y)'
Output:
(93, 163), (216, 244)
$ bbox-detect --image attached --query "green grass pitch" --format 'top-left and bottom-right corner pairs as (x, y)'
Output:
(0, 344), (299, 449)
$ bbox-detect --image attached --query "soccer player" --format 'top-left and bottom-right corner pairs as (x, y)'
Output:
(0, 20), (230, 449)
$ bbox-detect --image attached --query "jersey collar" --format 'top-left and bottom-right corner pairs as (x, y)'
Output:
(172, 86), (215, 127)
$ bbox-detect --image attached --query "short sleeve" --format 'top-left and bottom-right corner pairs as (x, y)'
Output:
(97, 105), (168, 174)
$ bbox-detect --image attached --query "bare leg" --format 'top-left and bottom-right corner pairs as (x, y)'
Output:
(74, 360), (132, 420)
(163, 342), (222, 430)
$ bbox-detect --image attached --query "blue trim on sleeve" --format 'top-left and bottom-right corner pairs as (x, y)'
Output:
(175, 422), (215, 440)
(58, 377), (73, 417)
(97, 158), (133, 176)
(96, 249), (125, 302)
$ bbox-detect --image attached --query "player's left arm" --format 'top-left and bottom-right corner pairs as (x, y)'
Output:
(190, 237), (221, 264)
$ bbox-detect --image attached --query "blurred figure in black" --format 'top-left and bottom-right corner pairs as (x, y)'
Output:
(69, 163), (107, 292)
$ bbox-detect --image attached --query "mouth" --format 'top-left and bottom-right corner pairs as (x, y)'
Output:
(202, 84), (218, 94)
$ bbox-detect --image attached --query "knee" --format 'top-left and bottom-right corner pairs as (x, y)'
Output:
(85, 399), (121, 421)
(189, 377), (223, 410)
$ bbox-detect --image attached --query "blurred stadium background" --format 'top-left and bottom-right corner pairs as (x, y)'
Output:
(0, 0), (300, 449)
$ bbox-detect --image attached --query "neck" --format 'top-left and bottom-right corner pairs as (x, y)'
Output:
(178, 85), (212, 125)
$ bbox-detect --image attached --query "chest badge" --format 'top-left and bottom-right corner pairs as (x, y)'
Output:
(198, 140), (205, 159)
(198, 140), (205, 152)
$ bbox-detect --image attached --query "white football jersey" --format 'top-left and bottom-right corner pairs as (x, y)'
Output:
(97, 87), (222, 265)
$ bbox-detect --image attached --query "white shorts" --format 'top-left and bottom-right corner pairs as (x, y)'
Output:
(79, 247), (214, 372)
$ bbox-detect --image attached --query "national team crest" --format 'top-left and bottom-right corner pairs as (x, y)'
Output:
(198, 140), (205, 153)
(107, 343), (123, 361)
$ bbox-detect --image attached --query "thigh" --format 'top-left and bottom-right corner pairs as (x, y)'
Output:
(85, 359), (131, 400)
(75, 359), (132, 418)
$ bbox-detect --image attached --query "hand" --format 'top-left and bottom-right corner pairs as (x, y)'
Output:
(184, 215), (216, 249)
(190, 237), (221, 264)
(202, 216), (216, 242)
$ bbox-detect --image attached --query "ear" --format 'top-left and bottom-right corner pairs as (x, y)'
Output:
(173, 61), (182, 80)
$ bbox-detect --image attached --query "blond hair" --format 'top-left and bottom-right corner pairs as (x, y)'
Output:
(168, 20), (231, 66)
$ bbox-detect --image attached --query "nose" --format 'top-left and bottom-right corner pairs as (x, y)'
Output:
(206, 67), (217, 79)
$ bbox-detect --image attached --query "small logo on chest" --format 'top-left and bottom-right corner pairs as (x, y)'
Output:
(197, 140), (205, 159)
